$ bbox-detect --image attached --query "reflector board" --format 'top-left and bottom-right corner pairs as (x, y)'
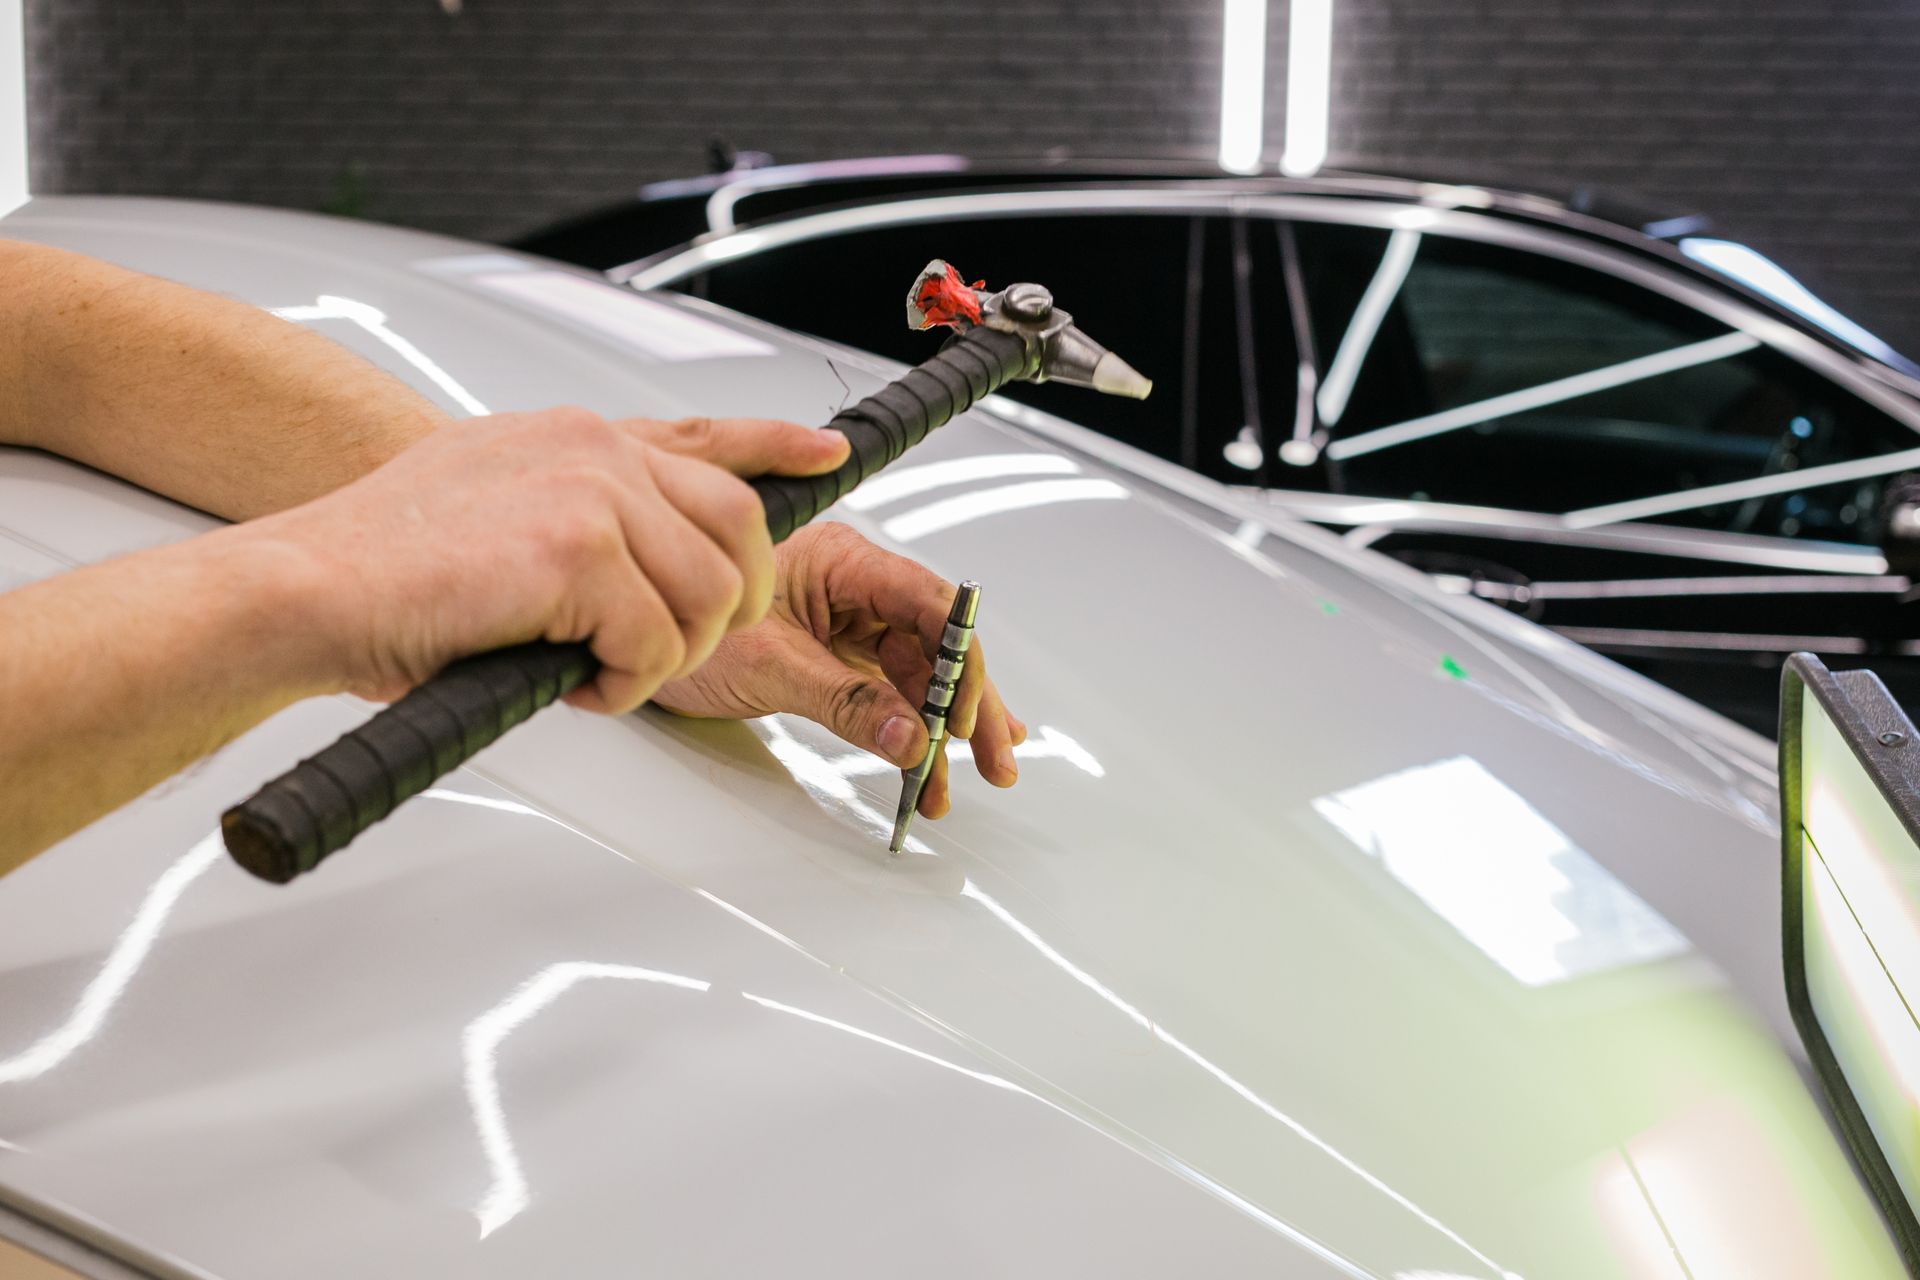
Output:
(1781, 653), (1920, 1268)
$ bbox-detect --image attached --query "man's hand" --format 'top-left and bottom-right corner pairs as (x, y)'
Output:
(0, 407), (853, 873)
(256, 409), (850, 715)
(655, 522), (1027, 821)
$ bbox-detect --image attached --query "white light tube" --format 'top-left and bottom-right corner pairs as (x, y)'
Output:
(1218, 0), (1269, 174)
(1280, 0), (1333, 177)
(1, 0), (26, 217)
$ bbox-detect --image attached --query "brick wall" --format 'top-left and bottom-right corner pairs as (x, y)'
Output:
(23, 0), (1920, 354)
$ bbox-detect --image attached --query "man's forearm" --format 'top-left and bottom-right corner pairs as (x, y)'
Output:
(0, 240), (448, 519)
(0, 525), (343, 874)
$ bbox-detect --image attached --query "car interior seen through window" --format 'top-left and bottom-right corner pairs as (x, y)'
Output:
(1290, 222), (1913, 544)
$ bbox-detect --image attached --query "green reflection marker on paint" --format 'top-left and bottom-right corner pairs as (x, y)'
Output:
(1318, 600), (1339, 616)
(1438, 655), (1469, 681)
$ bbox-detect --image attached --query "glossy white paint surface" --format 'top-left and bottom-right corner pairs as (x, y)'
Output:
(0, 198), (1905, 1278)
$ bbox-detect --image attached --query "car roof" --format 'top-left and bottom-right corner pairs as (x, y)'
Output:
(0, 195), (1905, 1278)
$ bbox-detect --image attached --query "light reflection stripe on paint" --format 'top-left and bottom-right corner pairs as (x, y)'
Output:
(0, 832), (224, 1085)
(961, 878), (1519, 1280)
(273, 296), (490, 416)
(741, 992), (1025, 1092)
(840, 453), (1079, 511)
(465, 962), (710, 1238)
(743, 991), (1374, 1277)
(880, 478), (1128, 542)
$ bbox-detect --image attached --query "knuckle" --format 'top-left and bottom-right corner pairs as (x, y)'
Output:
(670, 416), (715, 451)
(544, 510), (618, 570)
(717, 478), (764, 537)
(828, 675), (883, 728)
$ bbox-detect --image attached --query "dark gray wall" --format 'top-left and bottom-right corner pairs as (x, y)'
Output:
(1332, 0), (1920, 360)
(23, 0), (1920, 353)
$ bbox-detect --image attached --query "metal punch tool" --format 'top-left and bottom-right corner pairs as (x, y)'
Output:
(889, 581), (983, 853)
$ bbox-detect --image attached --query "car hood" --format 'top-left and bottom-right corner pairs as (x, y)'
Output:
(0, 197), (1903, 1279)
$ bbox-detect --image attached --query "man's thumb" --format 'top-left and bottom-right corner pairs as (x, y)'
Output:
(808, 668), (926, 767)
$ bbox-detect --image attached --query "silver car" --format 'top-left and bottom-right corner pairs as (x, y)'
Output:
(0, 195), (1908, 1278)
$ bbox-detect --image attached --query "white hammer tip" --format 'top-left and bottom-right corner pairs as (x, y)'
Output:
(1092, 352), (1153, 400)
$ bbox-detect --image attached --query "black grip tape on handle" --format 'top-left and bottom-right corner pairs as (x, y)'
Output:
(223, 325), (1032, 884)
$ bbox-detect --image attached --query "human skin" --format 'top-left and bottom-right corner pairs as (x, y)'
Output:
(0, 243), (1019, 874)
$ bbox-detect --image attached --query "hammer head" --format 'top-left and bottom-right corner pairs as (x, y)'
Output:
(906, 259), (1153, 401)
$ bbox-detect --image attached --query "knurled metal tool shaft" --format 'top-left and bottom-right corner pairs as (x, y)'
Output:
(889, 581), (982, 853)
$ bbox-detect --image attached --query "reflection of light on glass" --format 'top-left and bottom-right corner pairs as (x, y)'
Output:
(880, 478), (1127, 542)
(841, 453), (1079, 511)
(272, 296), (489, 416)
(1222, 426), (1264, 471)
(1566, 441), (1920, 531)
(465, 962), (710, 1238)
(0, 832), (224, 1085)
(1318, 229), (1420, 427)
(1802, 775), (1920, 1017)
(741, 992), (1024, 1092)
(960, 879), (1518, 1280)
(1313, 756), (1687, 985)
(699, 230), (769, 264)
(1679, 238), (1912, 368)
(1327, 332), (1760, 462)
(0, 1137), (29, 1152)
(1801, 685), (1920, 1216)
(1280, 0), (1333, 177)
(1217, 0), (1268, 174)
(1807, 847), (1920, 1208)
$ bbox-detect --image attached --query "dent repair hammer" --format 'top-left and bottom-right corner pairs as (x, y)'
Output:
(223, 260), (1151, 883)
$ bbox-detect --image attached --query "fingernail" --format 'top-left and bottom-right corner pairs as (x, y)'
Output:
(878, 715), (919, 764)
(818, 428), (848, 450)
(999, 746), (1019, 781)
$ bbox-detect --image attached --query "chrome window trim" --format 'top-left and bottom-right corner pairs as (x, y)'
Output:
(1551, 626), (1871, 655)
(1466, 574), (1908, 602)
(1239, 488), (1888, 574)
(613, 187), (1920, 445)
(701, 154), (974, 235)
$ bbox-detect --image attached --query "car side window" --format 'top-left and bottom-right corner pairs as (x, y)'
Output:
(1292, 222), (1917, 542)
(679, 213), (1257, 479)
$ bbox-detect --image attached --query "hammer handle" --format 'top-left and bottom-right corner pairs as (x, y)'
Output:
(222, 326), (1031, 884)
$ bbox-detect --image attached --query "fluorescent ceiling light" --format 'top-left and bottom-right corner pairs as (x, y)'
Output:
(1280, 0), (1333, 177)
(1217, 0), (1268, 174)
(1, 0), (25, 217)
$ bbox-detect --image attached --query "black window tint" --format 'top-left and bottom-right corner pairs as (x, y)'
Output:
(1295, 223), (1916, 538)
(681, 213), (1256, 479)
